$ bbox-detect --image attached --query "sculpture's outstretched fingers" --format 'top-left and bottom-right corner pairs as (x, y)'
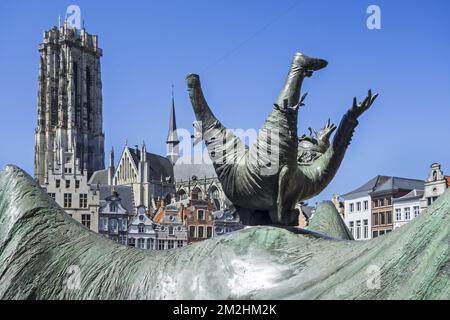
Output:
(349, 89), (379, 119)
(298, 91), (379, 200)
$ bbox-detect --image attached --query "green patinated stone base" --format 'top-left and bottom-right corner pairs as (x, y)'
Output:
(0, 165), (448, 299)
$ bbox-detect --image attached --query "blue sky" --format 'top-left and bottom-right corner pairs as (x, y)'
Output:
(1, 0), (449, 204)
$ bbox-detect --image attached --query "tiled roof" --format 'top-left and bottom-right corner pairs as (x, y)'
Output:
(393, 189), (424, 203)
(341, 175), (391, 199)
(370, 176), (424, 195)
(99, 185), (134, 214)
(88, 169), (108, 185)
(446, 176), (450, 187)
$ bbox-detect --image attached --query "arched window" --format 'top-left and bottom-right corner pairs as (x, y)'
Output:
(192, 187), (202, 200)
(178, 189), (187, 200)
(138, 224), (145, 233)
(433, 170), (438, 181)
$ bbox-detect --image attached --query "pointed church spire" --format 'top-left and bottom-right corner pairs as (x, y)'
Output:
(166, 85), (180, 165)
(167, 85), (179, 144)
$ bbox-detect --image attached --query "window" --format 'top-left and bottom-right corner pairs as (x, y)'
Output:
(79, 194), (88, 208)
(120, 235), (127, 245)
(119, 219), (127, 231)
(373, 213), (379, 226)
(404, 207), (411, 220)
(387, 211), (392, 224)
(189, 226), (196, 238)
(99, 217), (108, 231)
(349, 221), (354, 236)
(169, 226), (174, 235)
(350, 203), (354, 212)
(128, 238), (135, 247)
(75, 180), (80, 189)
(138, 238), (145, 249)
(414, 206), (420, 218)
(380, 212), (385, 225)
(387, 198), (392, 206)
(363, 219), (368, 239)
(363, 200), (369, 211)
(356, 220), (361, 239)
(198, 226), (205, 238)
(396, 208), (402, 221)
(64, 167), (72, 174)
(356, 202), (361, 211)
(379, 230), (385, 236)
(148, 238), (154, 250)
(65, 180), (70, 188)
(138, 224), (145, 233)
(177, 240), (184, 248)
(81, 214), (91, 229)
(64, 193), (72, 208)
(197, 209), (205, 220)
(56, 179), (60, 188)
(48, 193), (56, 201)
(109, 219), (118, 233)
(158, 240), (164, 250)
(207, 226), (213, 238)
(372, 231), (379, 238)
(168, 240), (174, 249)
(379, 199), (384, 207)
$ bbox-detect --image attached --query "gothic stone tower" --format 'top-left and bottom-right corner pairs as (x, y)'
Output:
(35, 22), (105, 184)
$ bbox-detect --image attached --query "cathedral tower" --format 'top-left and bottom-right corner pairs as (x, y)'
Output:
(35, 22), (105, 184)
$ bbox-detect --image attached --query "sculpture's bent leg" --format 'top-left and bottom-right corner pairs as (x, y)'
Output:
(247, 53), (328, 225)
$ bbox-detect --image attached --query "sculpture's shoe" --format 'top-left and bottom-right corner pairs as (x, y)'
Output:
(293, 52), (328, 72)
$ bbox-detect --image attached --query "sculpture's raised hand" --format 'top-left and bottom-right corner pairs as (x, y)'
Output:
(347, 89), (379, 120)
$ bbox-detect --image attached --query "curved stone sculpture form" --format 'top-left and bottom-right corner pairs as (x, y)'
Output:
(306, 201), (354, 240)
(0, 166), (448, 299)
(186, 52), (378, 226)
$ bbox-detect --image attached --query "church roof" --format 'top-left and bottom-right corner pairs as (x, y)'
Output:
(173, 155), (217, 182)
(88, 169), (108, 185)
(128, 148), (174, 180)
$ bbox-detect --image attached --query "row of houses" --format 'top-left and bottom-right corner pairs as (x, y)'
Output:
(341, 163), (449, 240)
(96, 188), (242, 250)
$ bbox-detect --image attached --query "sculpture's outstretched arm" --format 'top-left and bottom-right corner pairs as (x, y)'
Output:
(298, 90), (378, 199)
